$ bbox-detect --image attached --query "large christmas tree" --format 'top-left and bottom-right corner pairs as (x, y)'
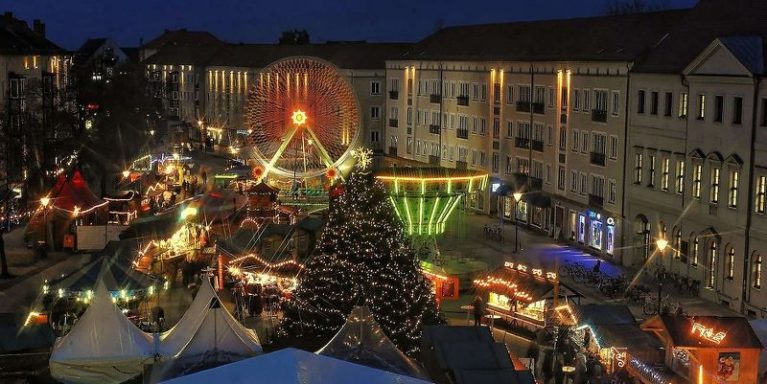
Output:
(282, 150), (443, 355)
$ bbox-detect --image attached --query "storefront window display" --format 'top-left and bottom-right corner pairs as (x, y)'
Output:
(517, 299), (545, 321)
(569, 211), (577, 241)
(606, 218), (616, 255)
(590, 218), (603, 250)
(488, 292), (511, 311)
(517, 201), (528, 223)
(532, 206), (543, 228)
(578, 214), (586, 243)
(504, 196), (512, 218)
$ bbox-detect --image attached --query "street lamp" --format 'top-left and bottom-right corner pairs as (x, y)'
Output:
(40, 197), (50, 249)
(122, 170), (130, 179)
(656, 238), (668, 315)
(513, 192), (523, 253)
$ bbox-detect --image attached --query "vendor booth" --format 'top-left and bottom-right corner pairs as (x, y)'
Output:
(474, 261), (581, 332)
(641, 315), (763, 384)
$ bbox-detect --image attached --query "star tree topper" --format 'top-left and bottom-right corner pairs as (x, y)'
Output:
(351, 147), (373, 170)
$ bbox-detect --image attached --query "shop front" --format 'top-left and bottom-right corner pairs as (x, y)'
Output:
(641, 315), (763, 384)
(474, 261), (581, 333)
(558, 202), (618, 258)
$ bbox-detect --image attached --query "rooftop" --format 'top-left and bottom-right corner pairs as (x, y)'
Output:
(0, 12), (63, 55)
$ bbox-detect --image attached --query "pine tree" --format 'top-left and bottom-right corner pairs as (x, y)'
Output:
(282, 156), (443, 355)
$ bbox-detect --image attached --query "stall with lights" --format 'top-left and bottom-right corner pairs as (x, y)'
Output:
(376, 168), (488, 237)
(641, 315), (763, 384)
(473, 261), (581, 332)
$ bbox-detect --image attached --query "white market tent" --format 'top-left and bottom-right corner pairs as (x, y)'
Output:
(317, 306), (428, 379)
(160, 347), (434, 384)
(49, 282), (154, 384)
(159, 278), (262, 359)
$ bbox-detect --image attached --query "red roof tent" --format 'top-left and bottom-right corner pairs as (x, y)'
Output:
(48, 170), (106, 212)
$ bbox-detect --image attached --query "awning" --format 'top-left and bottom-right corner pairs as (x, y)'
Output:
(475, 265), (581, 303)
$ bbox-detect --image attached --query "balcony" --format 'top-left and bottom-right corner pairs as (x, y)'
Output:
(592, 109), (608, 122)
(388, 146), (397, 156)
(429, 124), (441, 134)
(516, 101), (530, 113)
(430, 94), (442, 104)
(515, 137), (530, 149)
(530, 177), (543, 191)
(389, 90), (399, 100)
(456, 129), (469, 139)
(457, 95), (469, 106)
(389, 119), (398, 128)
(532, 102), (545, 114)
(560, 113), (567, 124)
(531, 140), (544, 152)
(590, 152), (606, 166)
(589, 194), (604, 208)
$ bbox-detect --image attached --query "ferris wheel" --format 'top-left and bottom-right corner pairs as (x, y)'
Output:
(245, 57), (361, 181)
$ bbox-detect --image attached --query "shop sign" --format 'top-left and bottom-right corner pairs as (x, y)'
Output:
(607, 217), (615, 226)
(503, 261), (558, 281)
(611, 347), (627, 368)
(691, 322), (727, 344)
(588, 210), (602, 220)
(491, 182), (501, 192)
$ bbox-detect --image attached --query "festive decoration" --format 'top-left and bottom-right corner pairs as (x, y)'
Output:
(281, 169), (443, 355)
(351, 147), (373, 170)
(691, 321), (727, 344)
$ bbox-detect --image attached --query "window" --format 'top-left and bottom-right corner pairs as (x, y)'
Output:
(637, 90), (646, 114)
(561, 87), (568, 109)
(726, 246), (735, 280)
(580, 173), (588, 195)
(710, 167), (720, 204)
(729, 169), (739, 208)
(492, 153), (499, 173)
(697, 94), (706, 120)
(371, 81), (381, 95)
(480, 151), (487, 167)
(611, 91), (620, 116)
(548, 87), (555, 107)
(471, 116), (478, 133)
(648, 155), (656, 187)
(675, 160), (685, 194)
(664, 92), (673, 116)
(756, 176), (767, 213)
(661, 158), (670, 191)
(370, 131), (380, 143)
(534, 86), (546, 105)
(573, 89), (581, 110)
(506, 85), (514, 104)
(753, 253), (763, 289)
(591, 175), (605, 197)
(733, 96), (743, 124)
(650, 91), (659, 115)
(609, 179), (617, 203)
(679, 92), (688, 118)
(581, 131), (589, 153)
(634, 153), (643, 184)
(390, 78), (399, 92)
(583, 89), (591, 111)
(459, 82), (470, 97)
(389, 106), (398, 120)
(406, 137), (413, 154)
(479, 117), (487, 135)
(505, 156), (513, 173)
(406, 107), (413, 125)
(371, 106), (380, 119)
(708, 241), (718, 288)
(692, 164), (702, 199)
(570, 170), (578, 192)
(593, 133), (606, 155)
(714, 95), (723, 122)
(691, 234), (699, 266)
(609, 136), (618, 159)
(507, 121), (513, 138)
(519, 85), (531, 103)
(558, 166), (566, 190)
(595, 90), (608, 112)
(572, 129), (580, 152)
(559, 127), (567, 151)
(494, 118), (500, 138)
(673, 229), (682, 259)
(547, 126), (553, 146)
(471, 150), (478, 165)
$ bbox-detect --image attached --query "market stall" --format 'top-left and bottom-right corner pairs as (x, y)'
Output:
(641, 315), (763, 384)
(420, 263), (460, 306)
(473, 261), (581, 332)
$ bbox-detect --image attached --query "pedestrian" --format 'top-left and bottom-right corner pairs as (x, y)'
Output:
(593, 259), (601, 274)
(201, 170), (207, 189)
(471, 295), (485, 326)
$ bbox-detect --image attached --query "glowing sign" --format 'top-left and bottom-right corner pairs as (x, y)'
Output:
(607, 217), (615, 226)
(291, 110), (307, 126)
(691, 322), (727, 344)
(612, 347), (627, 368)
(502, 261), (558, 281)
(532, 268), (543, 277)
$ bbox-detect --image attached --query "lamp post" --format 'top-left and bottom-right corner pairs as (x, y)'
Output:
(656, 238), (668, 314)
(40, 196), (50, 249)
(513, 192), (523, 253)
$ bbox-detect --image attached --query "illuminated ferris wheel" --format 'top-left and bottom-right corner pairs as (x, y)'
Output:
(245, 57), (361, 180)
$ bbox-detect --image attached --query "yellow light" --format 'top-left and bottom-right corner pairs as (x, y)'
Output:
(181, 207), (198, 219)
(656, 238), (669, 252)
(513, 192), (523, 202)
(291, 110), (307, 126)
(122, 170), (130, 179)
(72, 206), (80, 217)
(40, 196), (50, 208)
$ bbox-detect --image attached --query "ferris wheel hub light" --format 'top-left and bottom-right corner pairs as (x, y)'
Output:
(292, 110), (307, 126)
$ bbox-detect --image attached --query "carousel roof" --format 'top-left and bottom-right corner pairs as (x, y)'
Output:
(48, 248), (162, 293)
(47, 169), (107, 213)
(318, 306), (428, 379)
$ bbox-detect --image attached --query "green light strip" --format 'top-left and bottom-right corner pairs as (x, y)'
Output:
(418, 197), (424, 235)
(428, 197), (441, 235)
(435, 196), (454, 232)
(403, 197), (414, 235)
(389, 196), (403, 220)
(442, 195), (463, 233)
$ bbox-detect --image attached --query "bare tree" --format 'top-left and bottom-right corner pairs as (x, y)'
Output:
(604, 0), (670, 15)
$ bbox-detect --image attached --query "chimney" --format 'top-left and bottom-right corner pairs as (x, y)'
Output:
(32, 19), (45, 37)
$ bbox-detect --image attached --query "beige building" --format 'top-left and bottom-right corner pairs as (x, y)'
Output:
(386, 11), (682, 262)
(626, 0), (767, 314)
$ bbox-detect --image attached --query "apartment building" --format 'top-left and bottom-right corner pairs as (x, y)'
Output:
(385, 11), (683, 262)
(627, 0), (767, 314)
(143, 38), (409, 153)
(0, 12), (71, 185)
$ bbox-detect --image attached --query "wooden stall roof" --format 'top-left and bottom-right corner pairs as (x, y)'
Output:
(642, 315), (763, 349)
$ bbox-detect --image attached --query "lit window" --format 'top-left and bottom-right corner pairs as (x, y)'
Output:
(673, 229), (682, 259)
(692, 164), (702, 199)
(661, 158), (670, 191)
(675, 160), (685, 194)
(648, 155), (656, 187)
(679, 93), (688, 117)
(756, 176), (767, 214)
(697, 94), (706, 120)
(691, 234), (699, 266)
(634, 153), (643, 184)
(726, 247), (735, 280)
(708, 241), (718, 288)
(753, 253), (762, 289)
(710, 167), (720, 204)
(728, 170), (739, 208)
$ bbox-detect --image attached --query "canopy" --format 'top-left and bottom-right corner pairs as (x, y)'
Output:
(160, 348), (433, 384)
(47, 251), (162, 294)
(159, 278), (262, 358)
(49, 282), (154, 384)
(48, 169), (107, 213)
(318, 306), (427, 379)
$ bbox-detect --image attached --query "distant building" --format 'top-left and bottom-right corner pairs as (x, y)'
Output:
(74, 38), (133, 82)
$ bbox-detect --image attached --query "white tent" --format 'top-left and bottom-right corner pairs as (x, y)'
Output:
(318, 306), (428, 379)
(159, 278), (262, 359)
(49, 281), (154, 384)
(160, 347), (433, 384)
